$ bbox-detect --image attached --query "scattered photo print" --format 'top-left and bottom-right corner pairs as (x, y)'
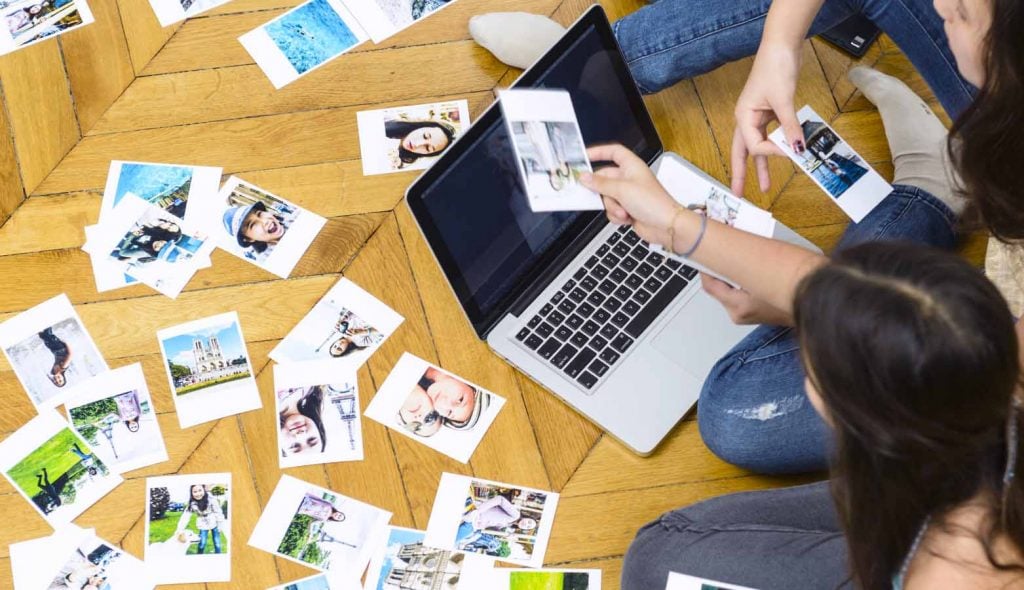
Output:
(655, 158), (775, 238)
(145, 473), (232, 584)
(275, 361), (363, 468)
(249, 474), (391, 575)
(425, 473), (559, 568)
(10, 527), (155, 590)
(146, 0), (231, 26)
(357, 100), (471, 175)
(270, 277), (403, 370)
(270, 572), (362, 590)
(365, 352), (505, 463)
(363, 526), (491, 590)
(503, 569), (602, 590)
(157, 311), (262, 428)
(500, 89), (601, 213)
(0, 412), (122, 526)
(100, 160), (222, 222)
(239, 0), (368, 89)
(65, 363), (168, 474)
(0, 293), (108, 410)
(665, 572), (757, 590)
(192, 175), (326, 278)
(344, 0), (457, 43)
(770, 105), (891, 222)
(0, 0), (93, 56)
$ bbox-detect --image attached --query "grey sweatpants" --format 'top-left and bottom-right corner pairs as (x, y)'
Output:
(621, 481), (853, 589)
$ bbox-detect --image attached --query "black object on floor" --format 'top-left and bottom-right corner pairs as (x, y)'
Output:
(818, 14), (881, 58)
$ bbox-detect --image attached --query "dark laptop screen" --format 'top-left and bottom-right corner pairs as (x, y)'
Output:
(407, 7), (661, 335)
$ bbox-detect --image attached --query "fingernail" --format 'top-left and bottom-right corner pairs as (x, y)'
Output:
(793, 140), (805, 154)
(580, 172), (593, 183)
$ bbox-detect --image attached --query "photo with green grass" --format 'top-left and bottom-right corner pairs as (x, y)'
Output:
(160, 320), (251, 397)
(148, 483), (230, 555)
(6, 427), (109, 515)
(510, 571), (592, 590)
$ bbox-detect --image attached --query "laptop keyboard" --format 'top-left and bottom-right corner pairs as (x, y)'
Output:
(513, 225), (698, 392)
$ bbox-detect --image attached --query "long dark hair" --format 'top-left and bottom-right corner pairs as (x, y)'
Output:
(385, 120), (456, 165)
(949, 0), (1024, 240)
(190, 485), (209, 512)
(794, 242), (1024, 587)
(279, 385), (326, 453)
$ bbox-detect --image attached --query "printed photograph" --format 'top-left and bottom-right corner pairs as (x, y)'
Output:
(158, 312), (262, 428)
(345, 0), (457, 43)
(665, 572), (756, 590)
(66, 363), (168, 474)
(101, 161), (222, 220)
(357, 100), (470, 175)
(0, 412), (122, 525)
(275, 362), (362, 468)
(364, 526), (491, 590)
(1, 0), (92, 54)
(145, 0), (229, 26)
(145, 473), (232, 584)
(269, 574), (332, 590)
(249, 475), (391, 576)
(0, 294), (108, 409)
(508, 571), (597, 590)
(425, 473), (558, 568)
(48, 536), (151, 590)
(770, 106), (891, 222)
(270, 277), (403, 370)
(365, 353), (505, 463)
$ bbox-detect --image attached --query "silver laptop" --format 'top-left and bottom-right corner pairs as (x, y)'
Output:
(405, 5), (818, 454)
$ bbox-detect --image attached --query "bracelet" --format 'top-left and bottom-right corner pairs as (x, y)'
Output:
(665, 205), (686, 255)
(674, 212), (707, 258)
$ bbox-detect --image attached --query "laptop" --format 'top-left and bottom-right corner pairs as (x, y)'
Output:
(405, 4), (819, 455)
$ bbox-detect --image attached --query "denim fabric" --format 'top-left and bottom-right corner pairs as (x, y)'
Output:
(198, 527), (222, 554)
(613, 0), (976, 118)
(621, 481), (852, 589)
(696, 186), (957, 474)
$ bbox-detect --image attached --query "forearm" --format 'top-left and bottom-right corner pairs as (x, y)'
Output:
(760, 0), (827, 48)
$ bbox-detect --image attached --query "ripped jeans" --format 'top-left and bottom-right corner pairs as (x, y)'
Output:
(697, 186), (958, 474)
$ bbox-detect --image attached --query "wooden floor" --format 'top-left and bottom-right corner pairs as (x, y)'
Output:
(0, 0), (981, 588)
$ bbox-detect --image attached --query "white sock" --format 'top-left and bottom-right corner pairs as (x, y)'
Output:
(847, 66), (966, 213)
(469, 13), (566, 70)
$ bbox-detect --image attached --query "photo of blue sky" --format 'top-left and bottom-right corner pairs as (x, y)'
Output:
(265, 0), (361, 75)
(374, 528), (426, 590)
(161, 322), (248, 371)
(113, 163), (193, 209)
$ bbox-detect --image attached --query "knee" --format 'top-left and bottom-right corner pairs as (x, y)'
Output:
(621, 516), (690, 590)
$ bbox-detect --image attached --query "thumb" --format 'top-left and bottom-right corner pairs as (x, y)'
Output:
(701, 273), (738, 301)
(580, 169), (628, 199)
(775, 102), (805, 153)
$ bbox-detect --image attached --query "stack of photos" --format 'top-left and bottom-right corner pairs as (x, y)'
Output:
(157, 311), (262, 428)
(499, 89), (602, 213)
(249, 474), (392, 575)
(270, 277), (404, 370)
(144, 473), (232, 584)
(655, 158), (776, 238)
(666, 573), (757, 590)
(274, 360), (364, 468)
(365, 353), (505, 464)
(239, 0), (368, 89)
(65, 363), (169, 474)
(0, 0), (93, 56)
(146, 0), (230, 26)
(363, 526), (492, 590)
(9, 526), (154, 590)
(191, 175), (326, 278)
(83, 198), (216, 299)
(345, 0), (457, 43)
(357, 100), (471, 176)
(770, 105), (892, 222)
(425, 473), (559, 568)
(270, 573), (361, 590)
(0, 411), (123, 526)
(0, 293), (108, 410)
(492, 569), (602, 590)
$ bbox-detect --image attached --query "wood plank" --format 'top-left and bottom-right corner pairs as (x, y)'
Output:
(96, 42), (504, 133)
(0, 88), (24, 226)
(35, 92), (494, 195)
(810, 35), (884, 111)
(60, 0), (135, 133)
(115, 0), (180, 74)
(0, 213), (383, 312)
(394, 204), (552, 491)
(0, 41), (79, 194)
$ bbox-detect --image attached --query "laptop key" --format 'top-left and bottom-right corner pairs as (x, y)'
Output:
(624, 275), (689, 339)
(623, 300), (641, 315)
(573, 268), (587, 281)
(570, 332), (589, 348)
(631, 243), (650, 259)
(602, 297), (622, 313)
(578, 302), (596, 317)
(562, 279), (576, 292)
(581, 276), (598, 291)
(566, 314), (583, 329)
(647, 252), (665, 266)
(539, 338), (561, 359)
(589, 335), (609, 350)
(610, 268), (628, 283)
(599, 348), (620, 364)
(602, 253), (620, 268)
(527, 315), (541, 328)
(552, 291), (565, 304)
(536, 322), (554, 338)
(586, 292), (606, 307)
(611, 312), (630, 328)
(621, 256), (638, 271)
(644, 277), (663, 292)
(636, 262), (654, 278)
(584, 255), (599, 269)
(589, 359), (609, 377)
(596, 244), (610, 257)
(611, 333), (634, 353)
(539, 303), (553, 316)
(577, 371), (599, 390)
(593, 308), (612, 324)
(516, 327), (530, 341)
(617, 224), (630, 234)
(548, 310), (566, 325)
(623, 231), (640, 245)
(558, 300), (576, 315)
(654, 266), (673, 282)
(554, 326), (573, 341)
(666, 258), (682, 270)
(569, 288), (587, 303)
(591, 265), (609, 279)
(581, 320), (600, 336)
(612, 242), (630, 257)
(552, 343), (579, 369)
(681, 265), (698, 279)
(525, 334), (544, 350)
(599, 324), (618, 340)
(614, 286), (633, 301)
(565, 347), (597, 378)
(625, 274), (643, 289)
(608, 232), (621, 244)
(598, 280), (616, 295)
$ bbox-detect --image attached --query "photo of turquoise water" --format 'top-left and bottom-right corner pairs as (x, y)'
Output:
(266, 0), (360, 75)
(114, 163), (193, 209)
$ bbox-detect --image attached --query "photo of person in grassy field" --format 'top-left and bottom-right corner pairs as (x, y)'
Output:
(6, 427), (111, 518)
(509, 571), (594, 590)
(148, 482), (229, 555)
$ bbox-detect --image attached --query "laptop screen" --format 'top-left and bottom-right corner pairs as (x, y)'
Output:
(406, 6), (661, 336)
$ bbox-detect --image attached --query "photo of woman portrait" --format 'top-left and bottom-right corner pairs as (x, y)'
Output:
(215, 177), (313, 269)
(3, 0), (84, 45)
(357, 100), (470, 175)
(276, 378), (361, 467)
(387, 119), (457, 168)
(175, 484), (226, 555)
(396, 366), (492, 437)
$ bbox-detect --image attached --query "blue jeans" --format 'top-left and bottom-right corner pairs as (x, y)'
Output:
(697, 186), (957, 474)
(613, 0), (976, 118)
(198, 527), (221, 554)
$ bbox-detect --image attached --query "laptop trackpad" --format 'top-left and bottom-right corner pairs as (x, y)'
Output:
(650, 293), (750, 379)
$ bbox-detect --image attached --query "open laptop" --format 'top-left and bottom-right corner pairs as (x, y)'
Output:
(405, 5), (818, 454)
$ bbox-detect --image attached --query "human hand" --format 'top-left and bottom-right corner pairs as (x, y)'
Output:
(731, 43), (805, 196)
(580, 144), (680, 248)
(701, 273), (793, 326)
